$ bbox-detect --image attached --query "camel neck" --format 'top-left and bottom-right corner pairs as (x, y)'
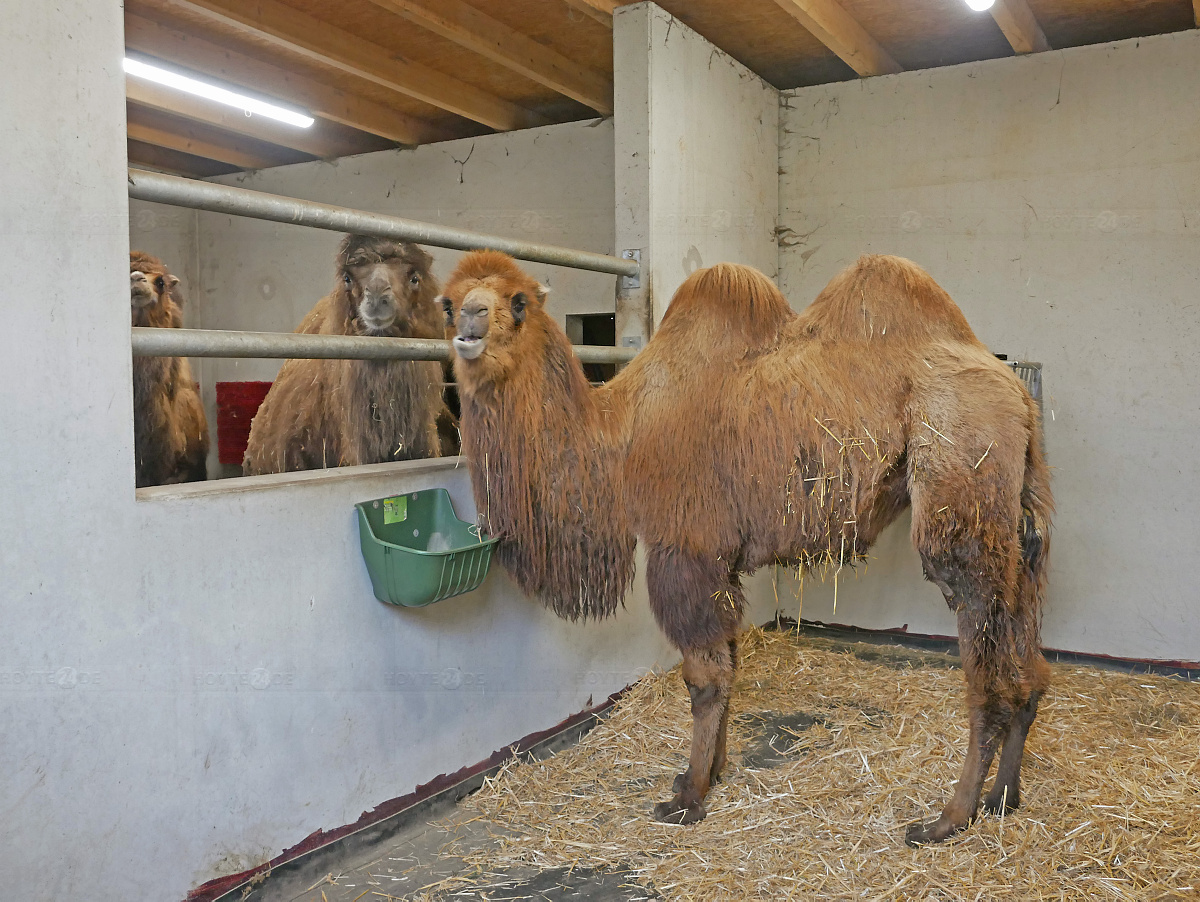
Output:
(457, 322), (635, 621)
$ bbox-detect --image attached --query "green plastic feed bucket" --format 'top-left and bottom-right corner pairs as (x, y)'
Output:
(356, 489), (499, 607)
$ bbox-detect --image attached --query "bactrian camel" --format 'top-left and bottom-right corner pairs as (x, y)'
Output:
(243, 236), (448, 475)
(129, 251), (209, 488)
(440, 250), (1052, 845)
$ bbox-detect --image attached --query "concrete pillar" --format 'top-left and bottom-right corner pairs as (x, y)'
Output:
(0, 2), (135, 899)
(613, 2), (780, 344)
(612, 2), (783, 623)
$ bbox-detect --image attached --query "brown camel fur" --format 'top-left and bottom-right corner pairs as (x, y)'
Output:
(129, 252), (209, 488)
(442, 250), (1053, 845)
(243, 236), (448, 475)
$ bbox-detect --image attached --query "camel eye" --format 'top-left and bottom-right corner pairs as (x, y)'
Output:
(410, 272), (421, 286)
(440, 296), (454, 324)
(342, 273), (352, 287)
(154, 276), (165, 291)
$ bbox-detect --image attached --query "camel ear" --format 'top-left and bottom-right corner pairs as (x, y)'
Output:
(511, 292), (528, 324)
(536, 284), (550, 303)
(166, 275), (180, 289)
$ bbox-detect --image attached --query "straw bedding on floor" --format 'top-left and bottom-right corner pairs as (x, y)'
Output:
(422, 628), (1200, 900)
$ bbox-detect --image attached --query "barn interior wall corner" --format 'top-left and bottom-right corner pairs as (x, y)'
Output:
(613, 2), (780, 332)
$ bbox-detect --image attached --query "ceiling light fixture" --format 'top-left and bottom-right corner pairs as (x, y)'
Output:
(963, 0), (996, 9)
(123, 57), (314, 128)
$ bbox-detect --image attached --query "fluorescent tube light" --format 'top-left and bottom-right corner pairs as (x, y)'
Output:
(963, 0), (996, 9)
(124, 57), (314, 128)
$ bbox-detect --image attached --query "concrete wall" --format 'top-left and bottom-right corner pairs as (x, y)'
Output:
(775, 30), (1200, 662)
(613, 2), (779, 339)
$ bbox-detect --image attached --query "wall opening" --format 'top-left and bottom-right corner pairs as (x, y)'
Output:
(566, 312), (617, 384)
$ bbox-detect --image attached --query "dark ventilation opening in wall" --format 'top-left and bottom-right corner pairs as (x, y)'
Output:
(566, 313), (617, 384)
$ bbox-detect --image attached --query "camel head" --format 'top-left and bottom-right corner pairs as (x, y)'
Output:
(440, 250), (549, 384)
(336, 235), (435, 336)
(129, 251), (181, 327)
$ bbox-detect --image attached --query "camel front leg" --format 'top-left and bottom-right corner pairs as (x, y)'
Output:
(654, 638), (736, 825)
(672, 637), (738, 795)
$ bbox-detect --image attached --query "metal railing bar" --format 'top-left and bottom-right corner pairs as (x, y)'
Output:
(127, 168), (640, 278)
(131, 327), (640, 365)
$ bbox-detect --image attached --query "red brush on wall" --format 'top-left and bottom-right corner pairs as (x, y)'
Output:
(216, 381), (272, 466)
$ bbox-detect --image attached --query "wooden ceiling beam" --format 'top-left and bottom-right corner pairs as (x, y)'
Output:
(561, 0), (617, 27)
(366, 0), (613, 114)
(125, 13), (443, 145)
(771, 0), (902, 77)
(127, 118), (287, 170)
(990, 0), (1052, 54)
(132, 0), (546, 132)
(126, 76), (359, 158)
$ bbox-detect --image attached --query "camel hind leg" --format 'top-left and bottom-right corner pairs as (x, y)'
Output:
(983, 502), (1053, 815)
(903, 432), (1046, 844)
(646, 548), (743, 825)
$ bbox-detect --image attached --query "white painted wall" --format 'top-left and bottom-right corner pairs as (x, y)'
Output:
(775, 30), (1200, 662)
(613, 1), (779, 337)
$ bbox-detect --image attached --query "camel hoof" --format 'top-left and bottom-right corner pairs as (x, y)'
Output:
(982, 789), (1020, 816)
(653, 797), (707, 825)
(904, 817), (962, 847)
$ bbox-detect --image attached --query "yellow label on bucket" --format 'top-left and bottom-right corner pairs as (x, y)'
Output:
(383, 496), (408, 524)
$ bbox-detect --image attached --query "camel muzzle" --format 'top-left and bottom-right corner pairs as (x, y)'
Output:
(453, 304), (490, 359)
(452, 333), (487, 360)
(130, 271), (155, 308)
(359, 292), (400, 332)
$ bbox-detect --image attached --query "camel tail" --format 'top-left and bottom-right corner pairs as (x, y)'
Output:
(1017, 405), (1053, 664)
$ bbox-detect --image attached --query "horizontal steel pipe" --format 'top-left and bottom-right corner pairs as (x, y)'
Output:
(131, 327), (640, 365)
(127, 168), (640, 278)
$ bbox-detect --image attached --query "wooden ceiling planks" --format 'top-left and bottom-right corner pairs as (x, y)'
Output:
(1028, 0), (1195, 51)
(770, 0), (903, 77)
(125, 7), (462, 142)
(140, 0), (547, 131)
(122, 0), (1198, 173)
(990, 0), (1053, 54)
(126, 105), (312, 170)
(648, 0), (860, 88)
(124, 75), (387, 159)
(278, 0), (603, 117)
(128, 138), (241, 177)
(364, 0), (613, 114)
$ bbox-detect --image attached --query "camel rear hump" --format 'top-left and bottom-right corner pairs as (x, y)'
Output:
(799, 255), (980, 345)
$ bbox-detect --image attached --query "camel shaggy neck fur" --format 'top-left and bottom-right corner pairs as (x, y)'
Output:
(443, 251), (1052, 845)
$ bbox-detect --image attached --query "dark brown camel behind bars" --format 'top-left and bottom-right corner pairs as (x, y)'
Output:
(243, 236), (448, 475)
(441, 251), (1052, 844)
